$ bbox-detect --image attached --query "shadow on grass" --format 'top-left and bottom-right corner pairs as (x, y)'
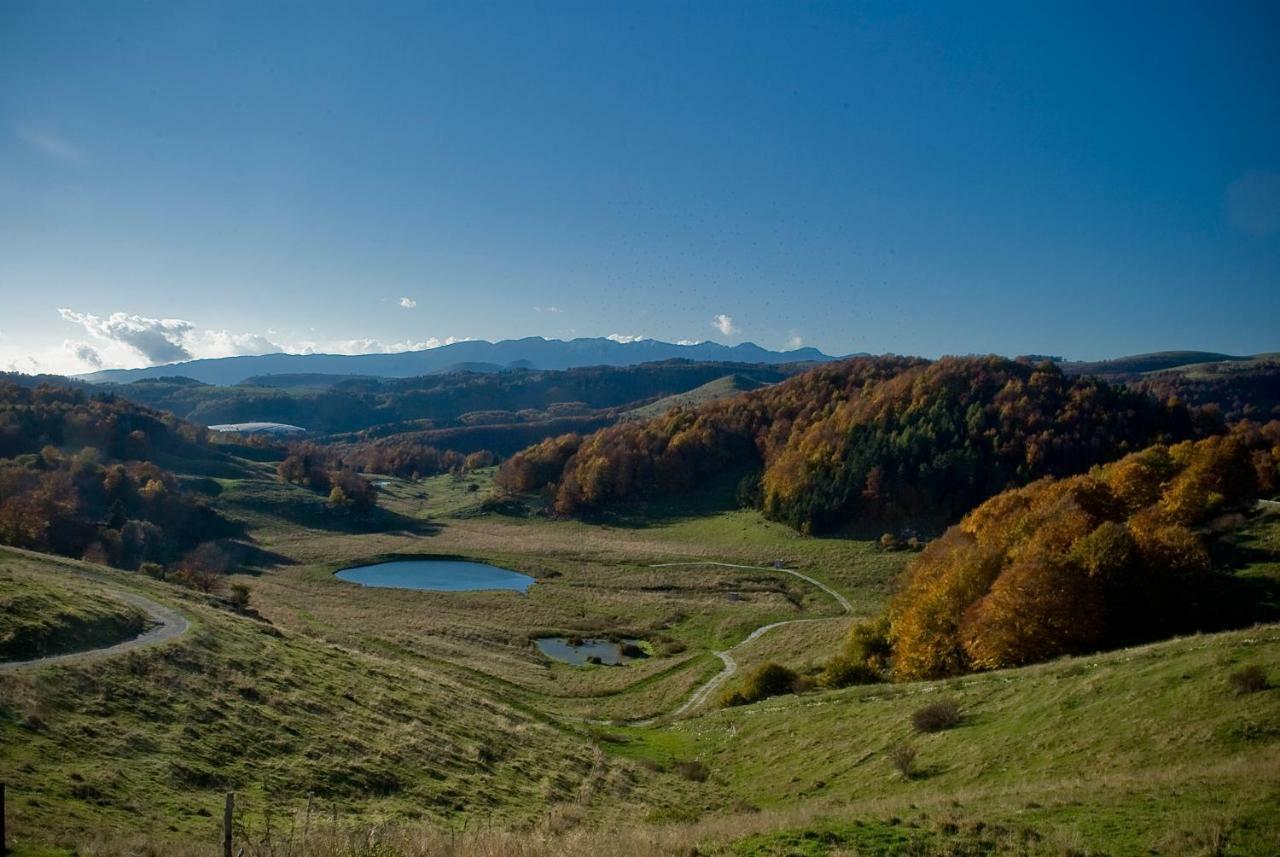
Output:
(220, 539), (297, 573)
(582, 468), (750, 529)
(212, 477), (437, 537)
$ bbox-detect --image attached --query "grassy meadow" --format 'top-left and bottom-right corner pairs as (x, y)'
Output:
(1, 456), (1277, 855)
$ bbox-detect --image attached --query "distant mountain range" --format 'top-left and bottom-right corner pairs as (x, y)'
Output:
(77, 337), (836, 385)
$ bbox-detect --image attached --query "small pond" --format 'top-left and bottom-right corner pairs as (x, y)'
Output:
(336, 559), (535, 593)
(535, 637), (645, 666)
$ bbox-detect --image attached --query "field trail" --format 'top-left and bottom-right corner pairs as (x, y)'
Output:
(0, 589), (190, 672)
(624, 561), (854, 725)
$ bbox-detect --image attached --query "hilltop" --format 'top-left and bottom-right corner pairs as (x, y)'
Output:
(501, 355), (1211, 532)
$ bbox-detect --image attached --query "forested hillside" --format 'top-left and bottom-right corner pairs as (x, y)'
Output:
(0, 383), (235, 572)
(502, 356), (1211, 532)
(878, 422), (1280, 679)
(1134, 356), (1280, 422)
(6, 360), (799, 437)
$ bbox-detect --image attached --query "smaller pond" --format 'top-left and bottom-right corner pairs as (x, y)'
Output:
(535, 637), (645, 666)
(336, 559), (534, 593)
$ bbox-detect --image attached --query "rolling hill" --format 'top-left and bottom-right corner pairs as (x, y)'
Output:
(624, 374), (770, 420)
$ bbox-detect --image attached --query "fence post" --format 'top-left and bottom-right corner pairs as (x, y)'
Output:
(223, 792), (234, 857)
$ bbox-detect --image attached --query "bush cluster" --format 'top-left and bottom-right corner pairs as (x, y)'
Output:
(718, 662), (807, 708)
(911, 699), (962, 733)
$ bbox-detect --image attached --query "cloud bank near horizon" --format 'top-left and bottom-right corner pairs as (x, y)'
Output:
(0, 308), (477, 375)
(0, 306), (777, 376)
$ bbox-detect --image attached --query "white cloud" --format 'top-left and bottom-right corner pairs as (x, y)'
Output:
(606, 333), (648, 343)
(190, 329), (283, 358)
(399, 297), (417, 309)
(292, 336), (473, 355)
(17, 124), (87, 166)
(674, 339), (703, 346)
(711, 314), (738, 336)
(66, 341), (102, 368)
(59, 308), (196, 364)
(57, 307), (285, 368)
(787, 335), (804, 349)
(0, 340), (105, 375)
(18, 305), (474, 373)
(534, 306), (562, 313)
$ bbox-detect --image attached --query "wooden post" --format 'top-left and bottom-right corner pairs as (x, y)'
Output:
(304, 791), (314, 839)
(222, 792), (234, 857)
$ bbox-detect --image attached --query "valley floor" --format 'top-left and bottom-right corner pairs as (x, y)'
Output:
(1, 466), (1277, 856)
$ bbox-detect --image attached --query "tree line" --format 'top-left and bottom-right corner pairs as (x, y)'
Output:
(498, 356), (1213, 532)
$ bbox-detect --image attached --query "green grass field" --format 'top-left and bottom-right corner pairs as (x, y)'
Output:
(0, 554), (151, 661)
(2, 460), (1278, 856)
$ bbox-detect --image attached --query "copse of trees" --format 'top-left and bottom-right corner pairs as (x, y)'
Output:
(496, 433), (585, 495)
(275, 444), (378, 515)
(328, 437), (482, 480)
(500, 356), (1210, 531)
(879, 422), (1280, 681)
(0, 382), (234, 570)
(276, 438), (499, 511)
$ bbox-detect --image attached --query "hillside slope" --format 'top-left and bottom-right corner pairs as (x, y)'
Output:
(628, 623), (1280, 855)
(625, 374), (769, 420)
(0, 549), (700, 851)
(503, 356), (1206, 532)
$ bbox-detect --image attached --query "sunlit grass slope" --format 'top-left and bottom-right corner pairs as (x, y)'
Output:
(0, 551), (707, 853)
(612, 623), (1280, 855)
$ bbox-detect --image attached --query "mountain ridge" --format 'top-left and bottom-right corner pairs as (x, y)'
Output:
(77, 337), (836, 386)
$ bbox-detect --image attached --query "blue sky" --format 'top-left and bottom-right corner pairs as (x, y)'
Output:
(2, 1), (1278, 372)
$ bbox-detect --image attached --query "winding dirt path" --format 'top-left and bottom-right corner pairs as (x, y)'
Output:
(622, 561), (854, 725)
(0, 590), (190, 673)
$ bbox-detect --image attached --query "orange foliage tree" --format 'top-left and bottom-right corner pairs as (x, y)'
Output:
(883, 422), (1279, 680)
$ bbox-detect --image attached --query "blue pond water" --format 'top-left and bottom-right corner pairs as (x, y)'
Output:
(336, 559), (535, 593)
(535, 637), (644, 666)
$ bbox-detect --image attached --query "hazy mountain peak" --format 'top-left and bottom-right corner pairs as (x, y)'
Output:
(78, 336), (836, 386)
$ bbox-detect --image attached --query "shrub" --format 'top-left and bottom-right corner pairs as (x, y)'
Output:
(139, 562), (166, 580)
(228, 583), (251, 611)
(718, 662), (802, 707)
(1229, 665), (1269, 695)
(819, 654), (882, 689)
(888, 743), (918, 779)
(911, 698), (962, 733)
(846, 616), (893, 669)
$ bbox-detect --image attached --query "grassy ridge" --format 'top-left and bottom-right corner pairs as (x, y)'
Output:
(0, 554), (151, 661)
(625, 374), (769, 421)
